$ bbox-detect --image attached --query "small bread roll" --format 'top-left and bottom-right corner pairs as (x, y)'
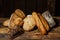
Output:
(3, 19), (9, 26)
(23, 15), (35, 31)
(32, 12), (47, 34)
(0, 27), (10, 34)
(15, 9), (25, 18)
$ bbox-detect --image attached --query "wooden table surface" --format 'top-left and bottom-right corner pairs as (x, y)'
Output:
(0, 17), (60, 40)
(13, 26), (60, 40)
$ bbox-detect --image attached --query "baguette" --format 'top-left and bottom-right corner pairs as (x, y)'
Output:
(32, 12), (47, 34)
(38, 13), (50, 31)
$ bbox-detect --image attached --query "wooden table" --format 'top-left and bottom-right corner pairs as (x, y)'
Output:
(13, 26), (60, 40)
(0, 17), (60, 40)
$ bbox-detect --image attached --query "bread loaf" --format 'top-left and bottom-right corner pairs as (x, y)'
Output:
(38, 13), (50, 31)
(15, 9), (25, 18)
(0, 27), (12, 40)
(23, 15), (35, 31)
(32, 12), (47, 34)
(0, 27), (10, 34)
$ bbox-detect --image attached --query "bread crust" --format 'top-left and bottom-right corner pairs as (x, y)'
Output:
(9, 13), (17, 29)
(38, 13), (50, 31)
(23, 15), (35, 31)
(32, 12), (47, 34)
(3, 19), (9, 26)
(9, 13), (23, 29)
(15, 9), (25, 18)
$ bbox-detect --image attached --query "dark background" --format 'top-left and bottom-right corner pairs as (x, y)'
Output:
(55, 0), (60, 16)
(0, 0), (59, 18)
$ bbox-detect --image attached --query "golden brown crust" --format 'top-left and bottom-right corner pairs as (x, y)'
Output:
(0, 28), (10, 34)
(15, 9), (25, 18)
(14, 18), (23, 26)
(9, 13), (17, 29)
(9, 13), (23, 29)
(38, 13), (50, 31)
(3, 19), (9, 26)
(32, 12), (47, 34)
(8, 13), (24, 36)
(23, 15), (35, 31)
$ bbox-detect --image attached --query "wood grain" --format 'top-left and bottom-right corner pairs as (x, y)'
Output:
(0, 17), (60, 40)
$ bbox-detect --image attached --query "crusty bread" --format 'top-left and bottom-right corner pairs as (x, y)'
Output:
(9, 13), (17, 29)
(14, 18), (23, 26)
(3, 9), (25, 29)
(8, 13), (24, 36)
(15, 9), (25, 18)
(1, 9), (25, 39)
(32, 12), (47, 34)
(9, 13), (23, 29)
(2, 9), (25, 36)
(0, 27), (10, 34)
(23, 15), (35, 31)
(3, 19), (9, 26)
(38, 13), (50, 31)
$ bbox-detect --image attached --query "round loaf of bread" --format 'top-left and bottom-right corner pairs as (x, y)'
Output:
(3, 19), (9, 27)
(15, 9), (25, 18)
(23, 15), (35, 31)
